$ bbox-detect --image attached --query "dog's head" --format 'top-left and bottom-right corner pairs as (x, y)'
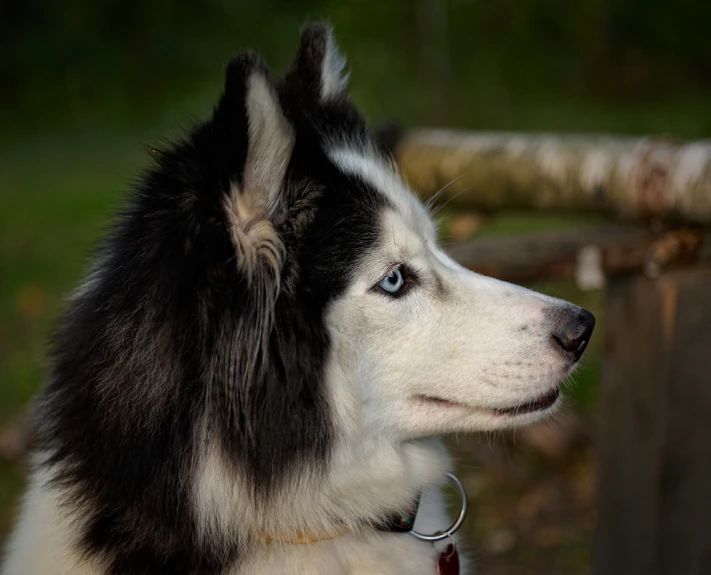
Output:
(214, 23), (594, 442)
(48, 24), (594, 495)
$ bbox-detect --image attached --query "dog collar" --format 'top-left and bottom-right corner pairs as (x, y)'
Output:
(376, 497), (421, 533)
(257, 525), (352, 544)
(255, 503), (419, 545)
(257, 472), (467, 545)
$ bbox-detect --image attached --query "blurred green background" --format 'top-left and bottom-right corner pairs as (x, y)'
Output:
(1, 0), (710, 572)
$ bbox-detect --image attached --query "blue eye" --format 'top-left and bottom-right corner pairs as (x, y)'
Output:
(377, 268), (405, 294)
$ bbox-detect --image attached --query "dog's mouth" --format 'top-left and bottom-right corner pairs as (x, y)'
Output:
(413, 388), (560, 416)
(490, 388), (560, 416)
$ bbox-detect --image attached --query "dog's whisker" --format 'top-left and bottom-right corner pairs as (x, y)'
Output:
(423, 172), (468, 211)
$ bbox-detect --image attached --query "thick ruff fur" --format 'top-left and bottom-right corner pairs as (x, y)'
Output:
(2, 23), (594, 575)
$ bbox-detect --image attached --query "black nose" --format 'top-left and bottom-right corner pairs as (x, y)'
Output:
(551, 307), (595, 362)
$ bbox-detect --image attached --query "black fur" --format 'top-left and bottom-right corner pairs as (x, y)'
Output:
(31, 23), (388, 574)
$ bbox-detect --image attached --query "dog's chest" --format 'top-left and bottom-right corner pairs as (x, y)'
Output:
(233, 533), (469, 575)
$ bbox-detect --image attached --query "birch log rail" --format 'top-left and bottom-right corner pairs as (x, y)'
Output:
(392, 130), (711, 223)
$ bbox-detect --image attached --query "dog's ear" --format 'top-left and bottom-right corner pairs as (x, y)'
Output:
(211, 46), (337, 492)
(222, 53), (293, 277)
(285, 22), (348, 103)
(225, 52), (294, 214)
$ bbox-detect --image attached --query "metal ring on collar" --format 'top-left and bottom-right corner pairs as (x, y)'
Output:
(408, 472), (468, 542)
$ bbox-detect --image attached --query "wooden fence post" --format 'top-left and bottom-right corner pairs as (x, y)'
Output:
(595, 267), (711, 575)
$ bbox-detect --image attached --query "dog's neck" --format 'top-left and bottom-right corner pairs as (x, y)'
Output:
(228, 437), (462, 575)
(193, 434), (450, 548)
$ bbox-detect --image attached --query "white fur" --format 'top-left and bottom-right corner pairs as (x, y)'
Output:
(1, 456), (105, 575)
(329, 147), (570, 435)
(320, 30), (349, 99)
(195, 437), (457, 575)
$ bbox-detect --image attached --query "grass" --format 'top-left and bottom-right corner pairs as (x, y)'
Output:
(1, 134), (144, 540)
(0, 135), (144, 420)
(0, 462), (24, 540)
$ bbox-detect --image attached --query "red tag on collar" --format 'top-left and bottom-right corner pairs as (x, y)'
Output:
(436, 544), (459, 575)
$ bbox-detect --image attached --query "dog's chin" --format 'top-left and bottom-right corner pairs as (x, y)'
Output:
(403, 387), (562, 435)
(414, 387), (560, 415)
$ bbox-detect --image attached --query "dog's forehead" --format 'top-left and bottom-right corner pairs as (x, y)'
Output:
(328, 147), (435, 240)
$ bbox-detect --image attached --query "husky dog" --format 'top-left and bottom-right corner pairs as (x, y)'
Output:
(2, 23), (594, 575)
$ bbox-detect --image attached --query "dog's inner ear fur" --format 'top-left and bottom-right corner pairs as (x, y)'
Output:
(286, 22), (348, 102)
(225, 69), (293, 278)
(243, 73), (293, 207)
